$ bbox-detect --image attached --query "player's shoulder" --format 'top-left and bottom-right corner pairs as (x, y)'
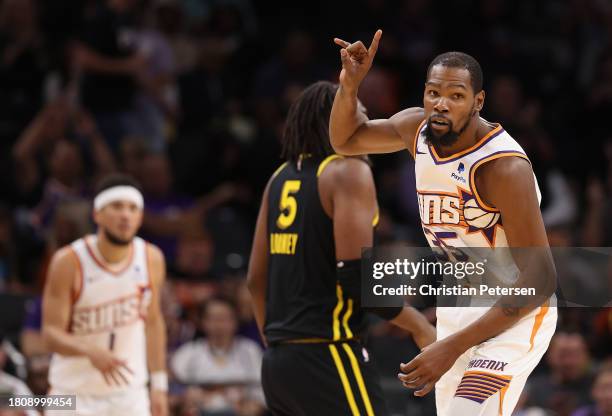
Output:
(144, 240), (163, 258)
(49, 245), (79, 267)
(389, 107), (425, 135)
(262, 160), (290, 197)
(479, 154), (532, 182)
(46, 245), (81, 285)
(322, 155), (373, 189)
(476, 154), (534, 206)
(391, 106), (425, 120)
(144, 241), (165, 268)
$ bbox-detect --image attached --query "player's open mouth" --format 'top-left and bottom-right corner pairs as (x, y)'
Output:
(430, 119), (450, 129)
(430, 117), (450, 126)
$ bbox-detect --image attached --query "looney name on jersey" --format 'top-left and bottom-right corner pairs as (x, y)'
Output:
(270, 233), (298, 255)
(71, 291), (149, 335)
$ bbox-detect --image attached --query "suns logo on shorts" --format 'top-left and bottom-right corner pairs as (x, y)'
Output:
(417, 187), (502, 246)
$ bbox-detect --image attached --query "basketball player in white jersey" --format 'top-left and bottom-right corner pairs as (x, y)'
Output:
(42, 174), (168, 416)
(329, 30), (557, 416)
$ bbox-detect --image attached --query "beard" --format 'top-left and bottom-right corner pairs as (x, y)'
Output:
(103, 228), (133, 246)
(424, 109), (474, 147)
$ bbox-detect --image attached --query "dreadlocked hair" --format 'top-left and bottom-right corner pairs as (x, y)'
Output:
(281, 81), (338, 163)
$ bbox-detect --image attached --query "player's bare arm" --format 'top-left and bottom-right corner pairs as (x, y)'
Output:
(399, 156), (555, 396)
(390, 307), (436, 350)
(247, 181), (270, 345)
(145, 243), (169, 416)
(42, 246), (133, 386)
(320, 157), (435, 348)
(319, 157), (377, 259)
(329, 30), (425, 156)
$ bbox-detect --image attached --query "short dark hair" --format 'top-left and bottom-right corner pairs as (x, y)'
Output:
(427, 52), (483, 93)
(281, 81), (338, 162)
(94, 173), (142, 197)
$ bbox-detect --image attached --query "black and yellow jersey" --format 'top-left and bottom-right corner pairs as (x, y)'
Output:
(264, 155), (372, 344)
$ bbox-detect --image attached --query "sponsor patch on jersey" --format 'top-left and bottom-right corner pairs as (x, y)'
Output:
(451, 172), (467, 183)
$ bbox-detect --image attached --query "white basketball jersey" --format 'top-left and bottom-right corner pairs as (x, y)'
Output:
(414, 119), (541, 248)
(414, 120), (542, 330)
(49, 235), (152, 395)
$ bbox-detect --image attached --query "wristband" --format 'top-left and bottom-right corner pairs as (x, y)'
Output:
(150, 371), (168, 392)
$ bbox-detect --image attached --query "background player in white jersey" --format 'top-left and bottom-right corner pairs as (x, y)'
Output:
(329, 30), (557, 415)
(42, 174), (168, 416)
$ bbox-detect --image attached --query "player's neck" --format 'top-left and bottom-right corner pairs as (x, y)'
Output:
(94, 233), (132, 264)
(435, 117), (486, 158)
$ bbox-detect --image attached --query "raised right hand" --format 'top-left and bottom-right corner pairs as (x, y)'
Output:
(333, 29), (382, 93)
(87, 346), (134, 386)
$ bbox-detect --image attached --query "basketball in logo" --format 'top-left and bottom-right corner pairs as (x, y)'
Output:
(463, 198), (500, 229)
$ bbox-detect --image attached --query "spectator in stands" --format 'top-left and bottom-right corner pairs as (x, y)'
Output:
(0, 0), (45, 142)
(12, 98), (116, 205)
(125, 6), (179, 152)
(0, 205), (17, 291)
(572, 359), (612, 416)
(581, 139), (612, 247)
(0, 337), (38, 416)
(140, 151), (244, 270)
(73, 0), (145, 151)
(171, 296), (264, 415)
(20, 297), (44, 358)
(589, 308), (612, 360)
(233, 279), (261, 346)
(527, 332), (596, 415)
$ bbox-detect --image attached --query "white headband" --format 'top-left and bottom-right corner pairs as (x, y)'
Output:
(94, 186), (144, 211)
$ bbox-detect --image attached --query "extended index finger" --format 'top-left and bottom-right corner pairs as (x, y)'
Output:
(368, 29), (383, 56)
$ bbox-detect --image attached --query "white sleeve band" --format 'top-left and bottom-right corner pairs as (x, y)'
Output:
(150, 371), (168, 391)
(94, 186), (144, 211)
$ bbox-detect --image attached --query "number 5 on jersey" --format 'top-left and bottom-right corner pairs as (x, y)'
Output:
(277, 180), (301, 229)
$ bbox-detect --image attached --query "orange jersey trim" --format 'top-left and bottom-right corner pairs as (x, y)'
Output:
(469, 152), (530, 212)
(84, 237), (135, 276)
(529, 301), (550, 352)
(412, 119), (427, 157)
(69, 247), (84, 304)
(499, 384), (509, 416)
(430, 124), (503, 162)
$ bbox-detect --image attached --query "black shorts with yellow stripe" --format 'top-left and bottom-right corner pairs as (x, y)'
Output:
(262, 340), (389, 416)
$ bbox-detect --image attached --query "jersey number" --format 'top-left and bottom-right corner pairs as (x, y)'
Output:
(277, 180), (301, 229)
(423, 227), (469, 262)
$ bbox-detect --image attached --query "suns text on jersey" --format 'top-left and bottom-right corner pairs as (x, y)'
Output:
(71, 292), (147, 335)
(418, 191), (463, 225)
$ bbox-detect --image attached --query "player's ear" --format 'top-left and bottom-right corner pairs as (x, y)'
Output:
(92, 209), (101, 226)
(475, 90), (485, 112)
(136, 209), (144, 228)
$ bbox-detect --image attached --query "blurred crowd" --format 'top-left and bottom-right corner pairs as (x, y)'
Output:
(0, 0), (610, 415)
